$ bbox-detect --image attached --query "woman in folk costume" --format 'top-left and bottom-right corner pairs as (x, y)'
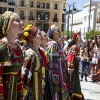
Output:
(0, 11), (24, 100)
(21, 24), (48, 100)
(46, 24), (71, 100)
(67, 33), (84, 100)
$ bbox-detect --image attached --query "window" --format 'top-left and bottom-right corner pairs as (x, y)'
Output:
(30, 11), (33, 16)
(63, 3), (66, 8)
(0, 0), (3, 2)
(8, 8), (14, 12)
(84, 16), (87, 21)
(20, 11), (24, 15)
(78, 19), (79, 22)
(55, 4), (57, 9)
(8, 0), (13, 3)
(81, 18), (82, 22)
(21, 1), (24, 6)
(0, 7), (3, 14)
(54, 13), (57, 18)
(30, 1), (33, 7)
(98, 12), (100, 18)
(4, 7), (7, 13)
(4, 0), (7, 2)
(0, 7), (7, 14)
(37, 2), (40, 8)
(46, 3), (50, 9)
(41, 3), (45, 8)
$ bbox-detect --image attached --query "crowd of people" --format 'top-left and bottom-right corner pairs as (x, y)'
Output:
(0, 11), (99, 100)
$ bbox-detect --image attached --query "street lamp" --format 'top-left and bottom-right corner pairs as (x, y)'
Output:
(38, 12), (48, 31)
(88, 0), (92, 32)
(63, 2), (76, 39)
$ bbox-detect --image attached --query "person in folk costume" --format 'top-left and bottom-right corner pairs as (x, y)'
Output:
(0, 11), (24, 100)
(67, 33), (84, 100)
(46, 24), (71, 100)
(21, 24), (48, 100)
(92, 48), (100, 82)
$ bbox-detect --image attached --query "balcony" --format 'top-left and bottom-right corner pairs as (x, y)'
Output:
(96, 18), (100, 23)
(8, 2), (15, 5)
(28, 16), (34, 21)
(70, 22), (82, 26)
(53, 18), (58, 22)
(37, 11), (49, 21)
(20, 15), (25, 20)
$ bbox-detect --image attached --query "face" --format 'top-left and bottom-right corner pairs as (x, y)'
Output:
(9, 15), (24, 35)
(41, 31), (48, 45)
(77, 34), (81, 41)
(84, 45), (88, 51)
(58, 36), (64, 46)
(53, 28), (61, 40)
(33, 29), (43, 45)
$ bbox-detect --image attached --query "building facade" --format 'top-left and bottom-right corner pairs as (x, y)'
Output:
(67, 2), (99, 40)
(16, 0), (67, 32)
(96, 3), (100, 31)
(0, 0), (67, 32)
(0, 0), (16, 15)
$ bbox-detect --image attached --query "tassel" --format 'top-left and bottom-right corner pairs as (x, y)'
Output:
(72, 93), (84, 100)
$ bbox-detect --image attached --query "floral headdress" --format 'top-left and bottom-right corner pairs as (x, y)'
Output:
(0, 11), (19, 39)
(47, 24), (58, 39)
(22, 24), (38, 43)
(72, 33), (78, 40)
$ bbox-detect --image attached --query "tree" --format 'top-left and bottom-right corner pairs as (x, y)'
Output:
(61, 31), (74, 38)
(86, 29), (100, 40)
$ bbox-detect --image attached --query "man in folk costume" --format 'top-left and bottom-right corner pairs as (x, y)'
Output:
(67, 33), (84, 100)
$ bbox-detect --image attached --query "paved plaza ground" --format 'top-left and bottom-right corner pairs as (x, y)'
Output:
(81, 77), (100, 100)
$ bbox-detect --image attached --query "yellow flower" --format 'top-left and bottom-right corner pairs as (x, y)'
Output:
(24, 26), (30, 31)
(23, 39), (27, 43)
(27, 24), (32, 27)
(24, 32), (29, 37)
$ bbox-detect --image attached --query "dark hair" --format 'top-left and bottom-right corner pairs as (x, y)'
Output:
(68, 40), (76, 48)
(83, 46), (91, 57)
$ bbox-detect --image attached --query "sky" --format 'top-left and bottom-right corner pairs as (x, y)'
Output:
(67, 0), (99, 10)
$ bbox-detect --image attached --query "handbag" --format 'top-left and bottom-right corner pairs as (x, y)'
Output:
(91, 57), (98, 64)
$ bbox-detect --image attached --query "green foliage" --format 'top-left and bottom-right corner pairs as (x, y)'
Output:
(86, 29), (100, 40)
(61, 31), (74, 38)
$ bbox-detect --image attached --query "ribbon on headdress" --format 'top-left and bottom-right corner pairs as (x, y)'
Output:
(31, 26), (38, 37)
(23, 25), (38, 43)
(47, 24), (58, 39)
(0, 11), (19, 38)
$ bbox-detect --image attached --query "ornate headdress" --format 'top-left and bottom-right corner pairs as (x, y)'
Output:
(47, 24), (58, 39)
(22, 24), (38, 43)
(72, 33), (78, 40)
(0, 11), (19, 38)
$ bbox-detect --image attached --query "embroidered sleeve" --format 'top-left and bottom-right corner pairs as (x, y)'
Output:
(0, 42), (12, 83)
(21, 48), (35, 87)
(0, 43), (11, 66)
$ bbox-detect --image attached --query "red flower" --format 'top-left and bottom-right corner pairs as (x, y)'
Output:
(72, 33), (78, 40)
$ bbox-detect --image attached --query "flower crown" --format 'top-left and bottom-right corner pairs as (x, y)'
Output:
(72, 33), (78, 40)
(22, 24), (33, 43)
